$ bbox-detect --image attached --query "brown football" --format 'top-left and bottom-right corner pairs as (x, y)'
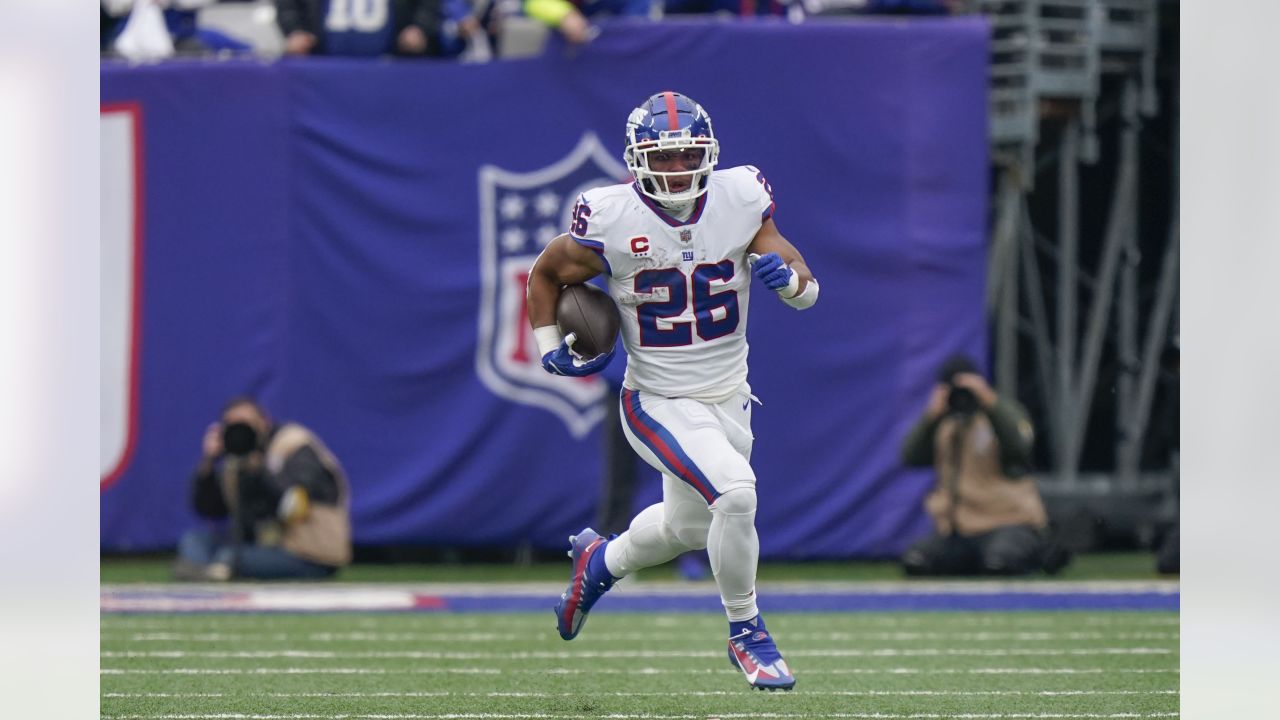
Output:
(556, 283), (621, 358)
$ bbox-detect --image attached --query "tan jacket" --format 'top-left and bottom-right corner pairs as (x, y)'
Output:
(273, 424), (352, 566)
(903, 400), (1047, 537)
(217, 423), (353, 567)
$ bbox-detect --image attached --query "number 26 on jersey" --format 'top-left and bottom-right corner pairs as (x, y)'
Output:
(635, 260), (739, 347)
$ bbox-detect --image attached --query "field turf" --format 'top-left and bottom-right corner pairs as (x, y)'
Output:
(100, 608), (1178, 719)
(100, 553), (1167, 585)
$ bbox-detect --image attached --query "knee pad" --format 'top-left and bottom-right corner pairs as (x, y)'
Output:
(712, 486), (757, 517)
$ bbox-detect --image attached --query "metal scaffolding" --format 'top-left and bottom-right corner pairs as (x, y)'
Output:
(968, 0), (1176, 542)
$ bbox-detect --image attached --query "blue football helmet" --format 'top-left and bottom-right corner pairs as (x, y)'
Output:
(624, 91), (720, 205)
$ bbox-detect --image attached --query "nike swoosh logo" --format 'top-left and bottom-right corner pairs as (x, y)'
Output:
(741, 400), (749, 411)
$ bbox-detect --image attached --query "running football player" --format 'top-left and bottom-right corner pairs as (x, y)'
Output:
(526, 91), (819, 691)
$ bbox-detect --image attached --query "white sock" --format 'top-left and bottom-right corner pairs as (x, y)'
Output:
(708, 487), (760, 622)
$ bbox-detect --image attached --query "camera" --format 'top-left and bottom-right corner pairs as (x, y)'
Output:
(947, 385), (978, 415)
(937, 355), (982, 415)
(222, 422), (260, 456)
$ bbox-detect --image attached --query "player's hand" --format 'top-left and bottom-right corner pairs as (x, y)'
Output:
(749, 252), (794, 291)
(541, 332), (614, 377)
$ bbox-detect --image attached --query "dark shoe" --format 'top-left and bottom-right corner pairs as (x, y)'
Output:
(553, 528), (614, 640)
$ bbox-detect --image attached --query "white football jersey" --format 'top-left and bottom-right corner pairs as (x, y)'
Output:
(570, 166), (776, 402)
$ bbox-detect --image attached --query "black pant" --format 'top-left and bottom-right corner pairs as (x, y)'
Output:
(902, 525), (1046, 576)
(597, 388), (639, 537)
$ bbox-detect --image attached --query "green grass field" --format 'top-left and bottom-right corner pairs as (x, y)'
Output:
(101, 551), (1168, 584)
(100, 608), (1179, 719)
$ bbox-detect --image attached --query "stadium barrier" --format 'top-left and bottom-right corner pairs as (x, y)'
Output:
(100, 18), (989, 558)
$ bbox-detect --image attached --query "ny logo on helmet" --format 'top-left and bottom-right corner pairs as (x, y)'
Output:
(475, 133), (628, 438)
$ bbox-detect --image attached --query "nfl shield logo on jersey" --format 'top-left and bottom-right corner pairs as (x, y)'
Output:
(475, 133), (628, 438)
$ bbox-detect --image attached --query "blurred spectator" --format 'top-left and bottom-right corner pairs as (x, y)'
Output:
(102, 0), (253, 60)
(863, 0), (955, 14)
(522, 0), (654, 46)
(174, 397), (352, 581)
(662, 0), (793, 18)
(102, 3), (118, 52)
(437, 0), (494, 60)
(788, 0), (955, 16)
(898, 355), (1067, 576)
(275, 0), (445, 57)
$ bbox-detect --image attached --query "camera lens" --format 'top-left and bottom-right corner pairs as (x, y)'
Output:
(947, 387), (978, 414)
(222, 422), (259, 456)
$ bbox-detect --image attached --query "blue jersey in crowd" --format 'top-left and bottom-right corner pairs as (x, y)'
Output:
(319, 0), (400, 56)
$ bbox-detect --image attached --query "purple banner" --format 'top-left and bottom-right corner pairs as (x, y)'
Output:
(100, 18), (989, 558)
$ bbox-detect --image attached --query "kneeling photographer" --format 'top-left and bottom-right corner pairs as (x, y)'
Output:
(174, 397), (352, 581)
(899, 356), (1067, 576)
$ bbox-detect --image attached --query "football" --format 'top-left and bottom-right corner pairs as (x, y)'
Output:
(555, 283), (621, 359)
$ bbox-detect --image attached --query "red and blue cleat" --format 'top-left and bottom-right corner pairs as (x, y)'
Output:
(726, 615), (796, 691)
(554, 528), (616, 641)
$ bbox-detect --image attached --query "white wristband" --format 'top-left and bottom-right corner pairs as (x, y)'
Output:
(781, 277), (819, 309)
(534, 325), (563, 357)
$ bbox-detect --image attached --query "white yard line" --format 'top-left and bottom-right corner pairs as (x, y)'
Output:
(100, 648), (1175, 659)
(101, 631), (1178, 643)
(103, 690), (1178, 699)
(100, 666), (1178, 676)
(99, 615), (1180, 630)
(101, 579), (1179, 594)
(97, 609), (1177, 627)
(94, 707), (1182, 712)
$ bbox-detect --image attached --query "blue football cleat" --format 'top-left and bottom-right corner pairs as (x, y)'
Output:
(726, 616), (796, 691)
(554, 528), (615, 641)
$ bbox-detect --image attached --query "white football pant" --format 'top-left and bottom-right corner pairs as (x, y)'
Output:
(603, 387), (760, 622)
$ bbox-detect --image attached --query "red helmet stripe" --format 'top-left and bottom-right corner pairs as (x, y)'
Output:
(662, 91), (680, 131)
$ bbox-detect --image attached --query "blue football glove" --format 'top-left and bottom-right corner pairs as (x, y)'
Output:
(541, 332), (615, 377)
(749, 252), (794, 291)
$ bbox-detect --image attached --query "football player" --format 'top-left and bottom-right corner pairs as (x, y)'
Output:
(526, 91), (818, 691)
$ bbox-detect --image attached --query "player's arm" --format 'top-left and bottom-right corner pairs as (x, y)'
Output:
(746, 218), (819, 310)
(527, 234), (612, 375)
(527, 233), (605, 328)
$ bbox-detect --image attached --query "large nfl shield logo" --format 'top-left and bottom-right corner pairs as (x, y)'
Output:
(476, 133), (628, 438)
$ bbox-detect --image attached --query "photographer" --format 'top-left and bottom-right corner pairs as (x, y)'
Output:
(899, 355), (1064, 576)
(174, 397), (352, 581)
